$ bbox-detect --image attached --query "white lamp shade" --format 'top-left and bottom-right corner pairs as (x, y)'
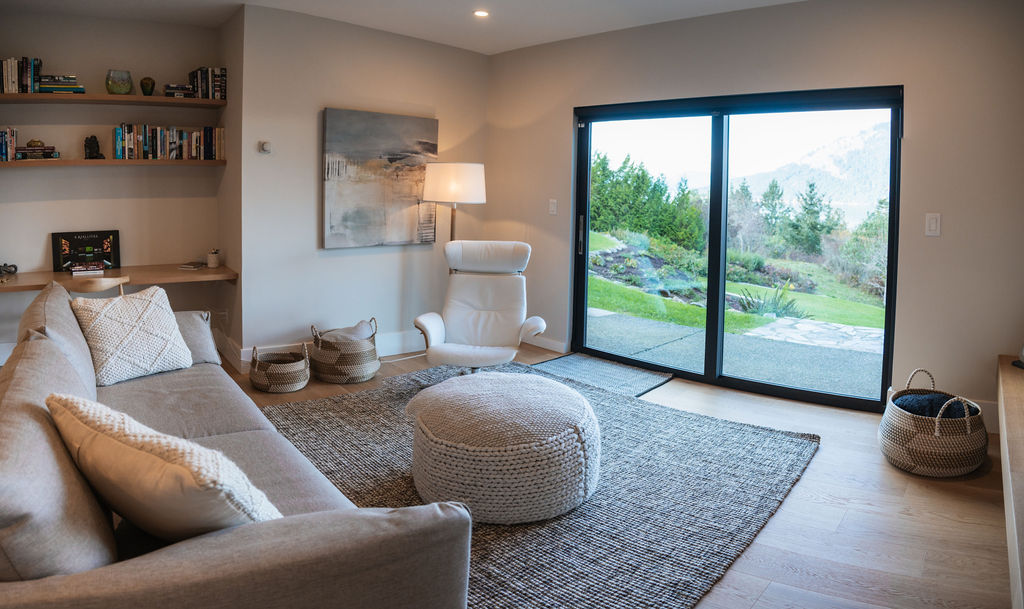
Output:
(422, 163), (486, 205)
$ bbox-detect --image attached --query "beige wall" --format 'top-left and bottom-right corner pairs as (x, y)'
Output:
(0, 13), (226, 339)
(235, 6), (488, 356)
(484, 0), (1024, 401)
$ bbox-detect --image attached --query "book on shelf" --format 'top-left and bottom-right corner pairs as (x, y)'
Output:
(0, 127), (17, 162)
(1, 57), (44, 93)
(188, 66), (227, 100)
(111, 123), (224, 161)
(178, 261), (205, 271)
(15, 151), (60, 160)
(71, 269), (105, 277)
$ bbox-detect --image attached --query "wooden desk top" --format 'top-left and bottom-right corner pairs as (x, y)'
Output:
(0, 264), (238, 293)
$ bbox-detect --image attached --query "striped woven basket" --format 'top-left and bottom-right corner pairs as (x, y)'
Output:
(249, 344), (310, 393)
(310, 318), (380, 384)
(878, 368), (987, 477)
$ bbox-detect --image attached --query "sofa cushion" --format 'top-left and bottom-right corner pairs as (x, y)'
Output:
(17, 282), (97, 399)
(194, 430), (356, 516)
(174, 311), (222, 365)
(96, 364), (273, 439)
(0, 334), (116, 581)
(46, 393), (283, 542)
(71, 286), (193, 387)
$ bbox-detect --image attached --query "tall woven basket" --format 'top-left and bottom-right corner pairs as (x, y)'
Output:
(878, 368), (987, 477)
(249, 344), (310, 393)
(310, 318), (381, 384)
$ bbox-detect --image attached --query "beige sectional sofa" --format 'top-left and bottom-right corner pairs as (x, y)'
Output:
(0, 282), (471, 609)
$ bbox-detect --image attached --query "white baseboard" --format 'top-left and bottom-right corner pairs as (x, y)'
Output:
(523, 334), (570, 354)
(0, 342), (15, 367)
(218, 329), (426, 375)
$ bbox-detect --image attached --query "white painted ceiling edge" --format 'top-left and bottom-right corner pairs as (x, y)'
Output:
(1, 0), (805, 55)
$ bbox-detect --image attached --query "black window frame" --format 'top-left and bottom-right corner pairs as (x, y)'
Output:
(571, 86), (903, 412)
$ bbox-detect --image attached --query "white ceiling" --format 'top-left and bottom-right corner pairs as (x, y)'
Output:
(2, 0), (803, 55)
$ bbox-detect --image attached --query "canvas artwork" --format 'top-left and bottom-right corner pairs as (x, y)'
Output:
(323, 108), (438, 249)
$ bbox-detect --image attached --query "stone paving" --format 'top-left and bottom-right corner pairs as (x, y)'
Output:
(743, 317), (884, 354)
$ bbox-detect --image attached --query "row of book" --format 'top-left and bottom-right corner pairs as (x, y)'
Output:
(1, 57), (82, 94)
(188, 67), (227, 100)
(0, 127), (17, 161)
(112, 124), (224, 161)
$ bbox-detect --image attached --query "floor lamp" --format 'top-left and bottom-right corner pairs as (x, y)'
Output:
(422, 162), (486, 241)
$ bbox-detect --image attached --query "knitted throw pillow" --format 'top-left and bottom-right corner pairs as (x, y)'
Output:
(46, 393), (282, 541)
(71, 286), (192, 386)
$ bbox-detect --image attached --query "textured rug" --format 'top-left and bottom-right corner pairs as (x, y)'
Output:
(532, 352), (672, 396)
(263, 363), (819, 609)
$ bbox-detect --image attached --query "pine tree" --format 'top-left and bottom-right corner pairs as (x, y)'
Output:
(758, 179), (788, 234)
(783, 181), (843, 256)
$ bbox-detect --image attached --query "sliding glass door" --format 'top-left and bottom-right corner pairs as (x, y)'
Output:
(572, 88), (901, 410)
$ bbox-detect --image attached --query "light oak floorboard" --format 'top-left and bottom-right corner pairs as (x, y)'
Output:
(227, 348), (1010, 609)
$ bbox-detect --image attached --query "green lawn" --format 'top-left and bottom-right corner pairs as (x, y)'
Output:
(588, 231), (619, 253)
(588, 276), (770, 333)
(725, 281), (885, 328)
(768, 258), (884, 307)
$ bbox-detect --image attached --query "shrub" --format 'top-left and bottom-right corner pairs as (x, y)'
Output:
(624, 257), (639, 269)
(726, 250), (766, 272)
(737, 286), (811, 319)
(589, 254), (605, 267)
(623, 275), (646, 288)
(649, 238), (707, 277)
(609, 263), (626, 274)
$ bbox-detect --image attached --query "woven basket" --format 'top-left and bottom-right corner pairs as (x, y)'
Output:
(249, 344), (310, 393)
(878, 368), (987, 477)
(310, 318), (380, 384)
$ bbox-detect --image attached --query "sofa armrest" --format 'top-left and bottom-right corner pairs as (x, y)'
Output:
(414, 312), (445, 349)
(519, 316), (546, 343)
(0, 503), (471, 609)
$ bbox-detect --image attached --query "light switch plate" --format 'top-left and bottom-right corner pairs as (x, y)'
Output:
(925, 213), (941, 237)
(548, 199), (558, 215)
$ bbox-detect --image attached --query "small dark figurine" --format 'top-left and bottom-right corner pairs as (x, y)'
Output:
(84, 135), (105, 160)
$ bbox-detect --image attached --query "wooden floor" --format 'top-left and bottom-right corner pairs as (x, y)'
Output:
(228, 344), (1010, 609)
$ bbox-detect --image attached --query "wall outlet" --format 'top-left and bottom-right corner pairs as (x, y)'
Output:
(925, 212), (941, 237)
(548, 199), (557, 215)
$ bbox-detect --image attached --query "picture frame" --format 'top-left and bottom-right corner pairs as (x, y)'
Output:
(51, 230), (121, 272)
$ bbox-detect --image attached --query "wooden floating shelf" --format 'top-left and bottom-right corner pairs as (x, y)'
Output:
(0, 264), (238, 293)
(0, 93), (226, 109)
(0, 159), (226, 168)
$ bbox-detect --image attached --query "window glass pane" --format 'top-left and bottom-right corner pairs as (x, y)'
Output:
(585, 117), (711, 374)
(722, 109), (891, 398)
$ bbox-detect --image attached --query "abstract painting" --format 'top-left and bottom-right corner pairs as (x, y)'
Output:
(323, 108), (438, 248)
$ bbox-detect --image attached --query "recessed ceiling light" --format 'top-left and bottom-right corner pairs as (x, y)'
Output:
(474, 10), (489, 17)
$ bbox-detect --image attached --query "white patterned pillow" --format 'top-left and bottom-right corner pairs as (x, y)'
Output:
(46, 393), (282, 541)
(71, 286), (193, 386)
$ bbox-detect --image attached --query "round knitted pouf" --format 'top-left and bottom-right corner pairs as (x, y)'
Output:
(405, 372), (600, 525)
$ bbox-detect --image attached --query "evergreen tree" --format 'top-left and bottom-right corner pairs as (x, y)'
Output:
(783, 181), (843, 256)
(671, 178), (706, 251)
(758, 179), (788, 234)
(727, 179), (764, 253)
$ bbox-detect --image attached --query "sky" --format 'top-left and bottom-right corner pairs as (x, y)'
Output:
(591, 108), (891, 194)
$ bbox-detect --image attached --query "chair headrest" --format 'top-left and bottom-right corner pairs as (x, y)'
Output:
(444, 241), (531, 273)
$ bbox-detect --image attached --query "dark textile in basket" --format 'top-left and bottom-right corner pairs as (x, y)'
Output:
(894, 393), (978, 418)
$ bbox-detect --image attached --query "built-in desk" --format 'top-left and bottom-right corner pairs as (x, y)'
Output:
(999, 354), (1024, 609)
(0, 264), (238, 293)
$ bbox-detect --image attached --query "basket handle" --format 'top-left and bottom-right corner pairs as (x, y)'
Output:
(311, 325), (321, 340)
(301, 343), (309, 368)
(906, 368), (935, 390)
(251, 346), (258, 362)
(369, 317), (378, 338)
(934, 397), (978, 437)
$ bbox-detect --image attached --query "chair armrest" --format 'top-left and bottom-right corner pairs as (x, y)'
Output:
(0, 503), (471, 609)
(414, 312), (445, 348)
(520, 316), (546, 343)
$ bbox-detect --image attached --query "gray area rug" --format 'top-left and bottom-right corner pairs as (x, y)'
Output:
(532, 352), (672, 396)
(263, 363), (819, 609)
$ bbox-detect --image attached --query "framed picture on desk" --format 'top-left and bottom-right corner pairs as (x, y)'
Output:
(51, 230), (120, 272)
